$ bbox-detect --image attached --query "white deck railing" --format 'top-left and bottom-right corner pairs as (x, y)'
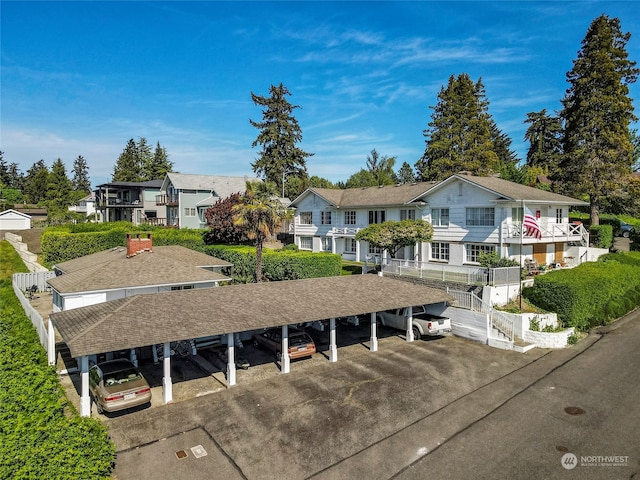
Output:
(502, 221), (588, 245)
(381, 259), (520, 286)
(447, 288), (514, 342)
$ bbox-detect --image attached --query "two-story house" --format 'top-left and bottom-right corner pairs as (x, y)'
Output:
(289, 173), (589, 268)
(95, 180), (163, 225)
(156, 173), (259, 229)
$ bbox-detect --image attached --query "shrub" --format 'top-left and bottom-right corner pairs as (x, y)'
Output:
(0, 242), (115, 479)
(589, 224), (613, 249)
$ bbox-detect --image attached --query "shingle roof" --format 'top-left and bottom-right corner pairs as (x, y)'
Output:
(301, 182), (437, 208)
(49, 246), (232, 294)
(443, 174), (589, 205)
(165, 173), (260, 198)
(51, 274), (453, 357)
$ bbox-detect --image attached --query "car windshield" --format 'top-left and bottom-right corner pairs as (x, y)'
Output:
(103, 367), (143, 386)
(290, 334), (312, 347)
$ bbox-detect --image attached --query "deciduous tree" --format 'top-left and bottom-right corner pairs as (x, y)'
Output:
(355, 220), (433, 258)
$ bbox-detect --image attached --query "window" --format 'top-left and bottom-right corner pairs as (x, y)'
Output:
(431, 242), (450, 261)
(400, 209), (416, 220)
(344, 238), (357, 253)
(184, 207), (196, 217)
(466, 207), (494, 226)
(368, 244), (383, 254)
(321, 211), (332, 225)
(512, 207), (524, 223)
(300, 211), (313, 225)
(321, 237), (332, 251)
(171, 285), (194, 291)
(368, 210), (386, 224)
(556, 208), (563, 223)
(299, 237), (312, 250)
(432, 208), (450, 227)
(465, 244), (495, 263)
(344, 211), (356, 225)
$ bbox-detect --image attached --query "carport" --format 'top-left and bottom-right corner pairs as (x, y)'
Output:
(50, 274), (452, 417)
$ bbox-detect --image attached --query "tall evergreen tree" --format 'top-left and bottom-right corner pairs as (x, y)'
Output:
(415, 74), (501, 181)
(0, 152), (9, 186)
(46, 158), (72, 211)
(24, 160), (49, 204)
(524, 110), (563, 175)
(346, 149), (398, 188)
(396, 162), (417, 184)
(557, 14), (639, 225)
(7, 162), (24, 191)
(143, 141), (173, 180)
(71, 155), (91, 192)
(249, 83), (313, 197)
(112, 138), (142, 182)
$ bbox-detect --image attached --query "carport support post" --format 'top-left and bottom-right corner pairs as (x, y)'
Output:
(79, 356), (91, 417)
(47, 318), (56, 366)
(281, 325), (290, 374)
(162, 342), (173, 404)
(406, 306), (414, 342)
(227, 333), (236, 386)
(370, 312), (378, 352)
(329, 318), (338, 362)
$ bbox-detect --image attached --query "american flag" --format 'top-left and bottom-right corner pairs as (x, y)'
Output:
(523, 214), (542, 240)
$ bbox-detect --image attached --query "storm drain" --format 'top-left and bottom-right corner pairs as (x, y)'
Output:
(175, 445), (207, 459)
(175, 450), (188, 459)
(564, 406), (585, 415)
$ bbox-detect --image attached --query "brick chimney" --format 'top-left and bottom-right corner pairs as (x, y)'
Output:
(126, 233), (153, 257)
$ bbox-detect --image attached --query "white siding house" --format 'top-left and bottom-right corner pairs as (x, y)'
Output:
(289, 173), (589, 268)
(0, 209), (31, 230)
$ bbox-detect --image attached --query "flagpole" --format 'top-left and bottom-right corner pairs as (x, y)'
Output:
(520, 199), (524, 311)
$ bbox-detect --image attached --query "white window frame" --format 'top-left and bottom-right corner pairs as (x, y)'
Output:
(344, 211), (356, 225)
(321, 237), (332, 251)
(400, 209), (416, 221)
(299, 236), (313, 250)
(184, 207), (196, 217)
(431, 242), (450, 261)
(432, 208), (450, 227)
(321, 211), (332, 225)
(299, 211), (313, 225)
(344, 238), (357, 253)
(556, 208), (563, 223)
(465, 243), (495, 263)
(466, 207), (495, 226)
(368, 210), (386, 224)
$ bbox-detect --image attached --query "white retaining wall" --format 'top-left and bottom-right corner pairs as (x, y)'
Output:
(523, 327), (575, 348)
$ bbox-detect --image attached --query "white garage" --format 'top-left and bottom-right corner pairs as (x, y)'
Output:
(0, 209), (31, 230)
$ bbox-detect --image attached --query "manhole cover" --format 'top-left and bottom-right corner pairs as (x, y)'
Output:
(175, 450), (188, 459)
(556, 445), (569, 452)
(564, 406), (585, 415)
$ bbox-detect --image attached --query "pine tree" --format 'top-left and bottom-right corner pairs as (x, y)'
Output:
(558, 14), (639, 225)
(524, 110), (563, 175)
(0, 152), (9, 186)
(46, 158), (72, 211)
(415, 74), (501, 181)
(71, 155), (91, 192)
(112, 139), (142, 182)
(143, 141), (173, 180)
(396, 162), (416, 184)
(250, 83), (313, 197)
(24, 160), (49, 204)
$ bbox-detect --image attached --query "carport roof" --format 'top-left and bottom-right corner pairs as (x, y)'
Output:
(51, 275), (453, 358)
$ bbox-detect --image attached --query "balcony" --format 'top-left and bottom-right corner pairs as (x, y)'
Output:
(156, 194), (179, 206)
(330, 227), (362, 236)
(501, 221), (588, 246)
(98, 198), (142, 208)
(141, 217), (179, 228)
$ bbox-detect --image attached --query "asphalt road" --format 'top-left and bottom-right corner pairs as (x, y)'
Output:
(105, 309), (639, 480)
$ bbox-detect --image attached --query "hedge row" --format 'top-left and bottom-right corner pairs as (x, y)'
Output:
(202, 244), (342, 282)
(0, 242), (115, 479)
(41, 224), (207, 265)
(589, 224), (613, 249)
(523, 252), (640, 329)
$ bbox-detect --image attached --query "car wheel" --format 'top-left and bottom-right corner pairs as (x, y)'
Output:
(412, 326), (421, 341)
(92, 395), (103, 414)
(253, 339), (260, 349)
(276, 351), (282, 361)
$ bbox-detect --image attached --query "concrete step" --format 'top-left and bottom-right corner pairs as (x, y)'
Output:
(513, 336), (537, 353)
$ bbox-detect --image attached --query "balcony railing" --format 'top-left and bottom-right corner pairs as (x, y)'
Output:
(98, 198), (142, 207)
(502, 221), (588, 245)
(156, 194), (179, 206)
(141, 217), (179, 228)
(330, 227), (362, 235)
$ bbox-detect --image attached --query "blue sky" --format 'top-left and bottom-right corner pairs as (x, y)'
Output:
(2, 1), (639, 188)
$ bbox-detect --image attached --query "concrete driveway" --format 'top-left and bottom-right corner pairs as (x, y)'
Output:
(106, 328), (557, 480)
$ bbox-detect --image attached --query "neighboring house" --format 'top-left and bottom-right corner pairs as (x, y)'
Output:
(289, 173), (589, 268)
(94, 180), (163, 225)
(0, 209), (31, 230)
(156, 173), (259, 229)
(47, 233), (232, 312)
(68, 193), (97, 220)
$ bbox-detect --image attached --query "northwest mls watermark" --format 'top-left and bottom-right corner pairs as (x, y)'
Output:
(561, 453), (630, 470)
